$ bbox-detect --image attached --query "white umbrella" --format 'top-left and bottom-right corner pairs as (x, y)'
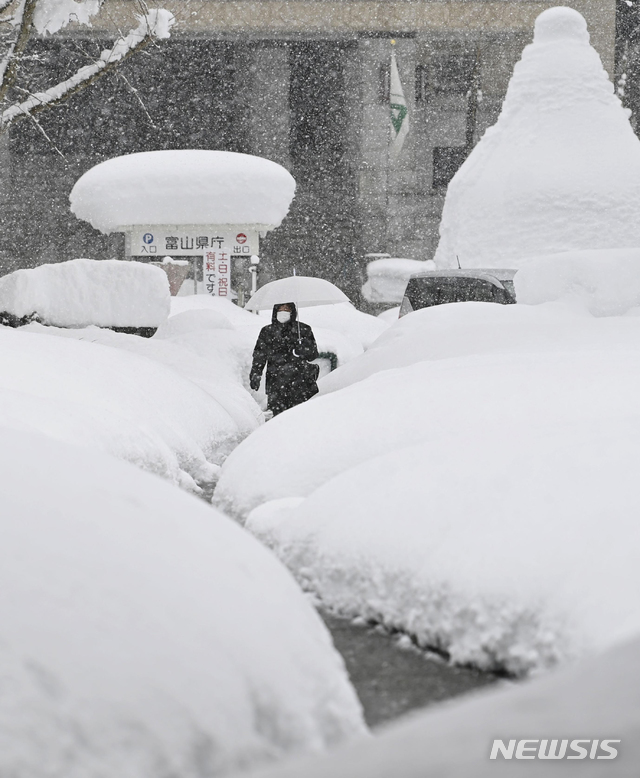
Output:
(245, 275), (349, 311)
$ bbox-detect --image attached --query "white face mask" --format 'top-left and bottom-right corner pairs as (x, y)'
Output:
(276, 311), (291, 324)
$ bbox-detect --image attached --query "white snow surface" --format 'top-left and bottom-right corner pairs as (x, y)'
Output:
(297, 303), (388, 351)
(0, 326), (243, 491)
(515, 247), (640, 315)
(70, 151), (296, 233)
(30, 322), (263, 441)
(434, 7), (640, 268)
(361, 258), (435, 304)
(216, 301), (640, 673)
(318, 298), (640, 394)
(241, 635), (640, 778)
(0, 258), (170, 328)
(0, 428), (365, 778)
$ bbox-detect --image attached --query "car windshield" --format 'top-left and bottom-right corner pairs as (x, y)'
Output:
(406, 277), (500, 308)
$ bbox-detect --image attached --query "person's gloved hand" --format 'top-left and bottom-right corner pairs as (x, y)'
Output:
(249, 375), (261, 392)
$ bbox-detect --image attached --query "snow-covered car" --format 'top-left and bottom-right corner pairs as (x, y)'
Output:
(398, 269), (517, 318)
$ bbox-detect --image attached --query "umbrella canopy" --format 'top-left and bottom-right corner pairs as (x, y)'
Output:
(245, 276), (349, 311)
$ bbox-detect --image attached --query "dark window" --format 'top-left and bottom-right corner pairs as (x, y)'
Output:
(406, 277), (504, 309)
(415, 63), (428, 102)
(431, 54), (475, 94)
(432, 146), (469, 189)
(378, 62), (390, 103)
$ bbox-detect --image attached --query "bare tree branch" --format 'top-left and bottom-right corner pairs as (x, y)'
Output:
(0, 9), (174, 130)
(0, 0), (39, 103)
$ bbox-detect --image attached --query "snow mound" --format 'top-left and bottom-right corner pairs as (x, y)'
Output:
(70, 151), (296, 233)
(298, 303), (388, 351)
(157, 308), (235, 337)
(318, 299), (640, 394)
(362, 258), (435, 304)
(243, 635), (640, 778)
(216, 310), (640, 672)
(0, 428), (365, 778)
(29, 322), (263, 440)
(248, 407), (640, 673)
(515, 247), (640, 315)
(0, 327), (239, 491)
(434, 7), (640, 268)
(0, 258), (169, 328)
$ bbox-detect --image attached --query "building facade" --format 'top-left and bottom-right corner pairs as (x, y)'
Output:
(0, 0), (616, 298)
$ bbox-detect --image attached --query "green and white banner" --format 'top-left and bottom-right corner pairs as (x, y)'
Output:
(390, 49), (409, 157)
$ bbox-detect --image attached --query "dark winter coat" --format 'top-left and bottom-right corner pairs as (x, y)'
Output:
(250, 303), (319, 415)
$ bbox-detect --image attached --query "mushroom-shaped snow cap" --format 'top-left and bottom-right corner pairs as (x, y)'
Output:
(70, 150), (296, 234)
(534, 6), (590, 45)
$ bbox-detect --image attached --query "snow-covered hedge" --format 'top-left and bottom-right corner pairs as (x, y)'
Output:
(0, 326), (241, 492)
(0, 428), (365, 777)
(0, 258), (170, 328)
(515, 247), (640, 315)
(215, 302), (640, 674)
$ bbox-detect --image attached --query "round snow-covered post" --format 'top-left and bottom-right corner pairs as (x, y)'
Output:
(70, 150), (296, 299)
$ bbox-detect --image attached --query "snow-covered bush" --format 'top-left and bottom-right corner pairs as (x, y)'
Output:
(0, 258), (170, 328)
(434, 7), (640, 268)
(317, 299), (640, 394)
(515, 247), (640, 315)
(0, 428), (365, 777)
(215, 302), (640, 673)
(0, 326), (244, 492)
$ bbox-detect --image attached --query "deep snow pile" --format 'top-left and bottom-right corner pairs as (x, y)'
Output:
(243, 636), (640, 778)
(0, 258), (169, 327)
(318, 299), (640, 394)
(361, 258), (435, 304)
(0, 327), (240, 492)
(434, 7), (640, 268)
(29, 321), (263, 441)
(70, 150), (296, 233)
(515, 247), (640, 315)
(215, 302), (640, 673)
(0, 428), (365, 778)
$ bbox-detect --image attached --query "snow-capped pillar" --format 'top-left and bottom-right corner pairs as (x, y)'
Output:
(248, 44), (291, 170)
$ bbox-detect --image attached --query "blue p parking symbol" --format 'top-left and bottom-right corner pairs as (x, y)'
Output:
(143, 233), (154, 244)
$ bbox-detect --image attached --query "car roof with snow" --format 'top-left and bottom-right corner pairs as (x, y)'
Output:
(408, 268), (517, 286)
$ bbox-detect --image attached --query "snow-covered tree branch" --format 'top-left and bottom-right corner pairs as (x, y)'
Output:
(0, 0), (174, 131)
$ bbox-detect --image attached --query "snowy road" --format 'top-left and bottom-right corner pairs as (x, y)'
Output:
(321, 612), (497, 728)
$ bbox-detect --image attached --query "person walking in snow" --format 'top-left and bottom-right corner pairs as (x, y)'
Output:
(249, 302), (319, 416)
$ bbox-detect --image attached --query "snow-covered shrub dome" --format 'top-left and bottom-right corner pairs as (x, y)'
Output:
(434, 7), (640, 269)
(515, 247), (640, 315)
(0, 428), (365, 776)
(0, 258), (170, 328)
(70, 150), (296, 233)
